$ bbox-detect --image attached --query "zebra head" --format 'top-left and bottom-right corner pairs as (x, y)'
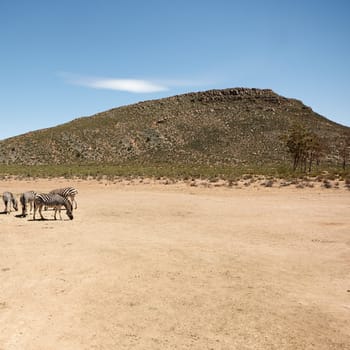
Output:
(67, 210), (74, 220)
(66, 201), (74, 220)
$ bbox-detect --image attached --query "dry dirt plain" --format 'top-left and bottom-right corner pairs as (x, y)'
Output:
(0, 178), (349, 350)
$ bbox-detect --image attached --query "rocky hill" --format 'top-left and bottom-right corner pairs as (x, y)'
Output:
(0, 88), (348, 167)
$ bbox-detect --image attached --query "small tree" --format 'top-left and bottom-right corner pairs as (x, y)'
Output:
(285, 123), (308, 171)
(339, 131), (350, 170)
(304, 131), (324, 172)
(284, 123), (324, 172)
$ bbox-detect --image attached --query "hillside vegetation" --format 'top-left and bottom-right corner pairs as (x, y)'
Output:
(0, 88), (348, 176)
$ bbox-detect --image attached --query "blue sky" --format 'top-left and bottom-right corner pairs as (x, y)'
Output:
(1, 0), (349, 140)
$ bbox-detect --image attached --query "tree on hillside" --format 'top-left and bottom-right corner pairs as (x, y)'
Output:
(338, 131), (350, 170)
(303, 130), (324, 172)
(284, 123), (324, 172)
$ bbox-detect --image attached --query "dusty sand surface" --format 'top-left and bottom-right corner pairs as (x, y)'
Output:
(0, 179), (349, 350)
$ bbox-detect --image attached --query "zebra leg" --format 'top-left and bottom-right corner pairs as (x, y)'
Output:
(33, 203), (37, 220)
(22, 203), (26, 217)
(5, 201), (10, 214)
(54, 206), (63, 220)
(58, 205), (63, 220)
(38, 205), (45, 220)
(12, 199), (18, 212)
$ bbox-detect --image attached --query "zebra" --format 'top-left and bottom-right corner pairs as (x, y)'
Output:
(2, 192), (18, 214)
(20, 191), (37, 217)
(33, 193), (74, 221)
(49, 187), (78, 210)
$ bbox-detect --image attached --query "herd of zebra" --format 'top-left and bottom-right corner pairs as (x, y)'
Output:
(2, 187), (78, 220)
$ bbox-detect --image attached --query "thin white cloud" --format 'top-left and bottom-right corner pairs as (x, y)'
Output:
(59, 72), (219, 94)
(85, 78), (168, 93)
(62, 73), (168, 93)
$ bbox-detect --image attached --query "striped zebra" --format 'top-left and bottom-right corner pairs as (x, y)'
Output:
(20, 191), (37, 217)
(2, 192), (18, 214)
(49, 187), (78, 210)
(34, 193), (74, 220)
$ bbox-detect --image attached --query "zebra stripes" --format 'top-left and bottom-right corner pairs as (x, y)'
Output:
(2, 192), (18, 214)
(20, 191), (37, 217)
(49, 187), (78, 209)
(34, 193), (74, 220)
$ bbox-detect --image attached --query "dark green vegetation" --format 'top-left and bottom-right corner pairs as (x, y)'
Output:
(0, 88), (349, 178)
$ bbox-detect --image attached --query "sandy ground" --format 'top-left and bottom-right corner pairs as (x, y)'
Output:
(0, 178), (349, 350)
